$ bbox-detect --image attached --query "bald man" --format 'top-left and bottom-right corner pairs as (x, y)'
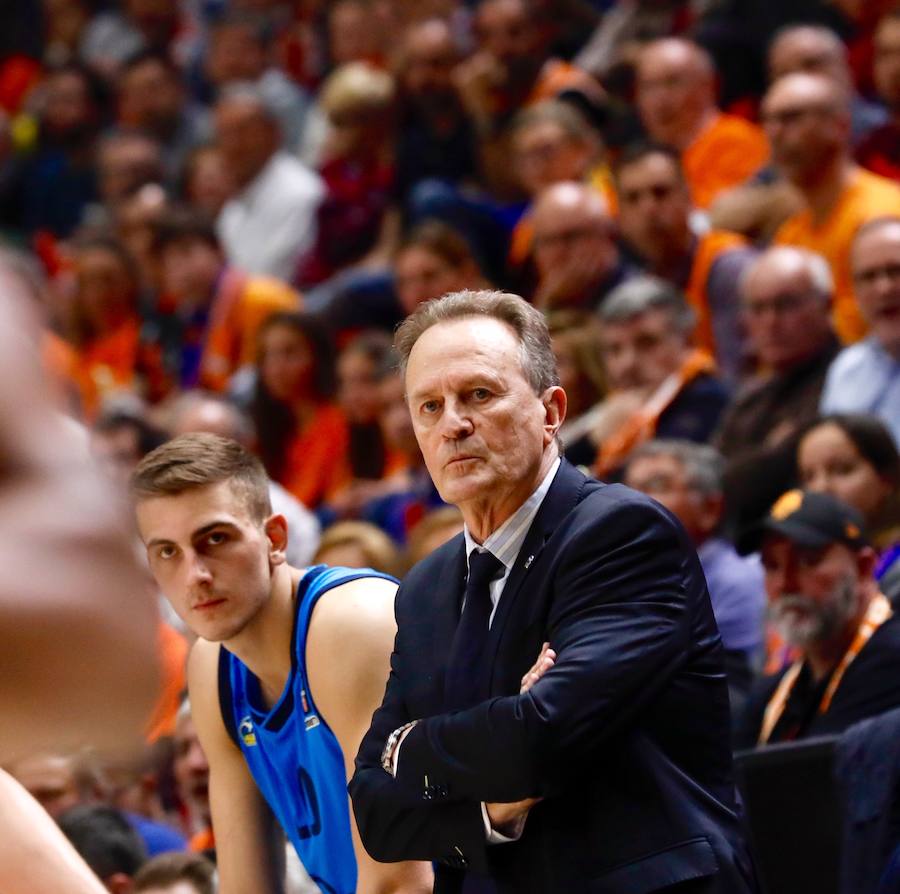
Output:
(768, 24), (886, 145)
(530, 181), (631, 311)
(764, 71), (900, 343)
(635, 37), (769, 208)
(714, 245), (840, 535)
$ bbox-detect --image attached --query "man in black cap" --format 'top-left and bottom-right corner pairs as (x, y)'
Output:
(735, 489), (900, 748)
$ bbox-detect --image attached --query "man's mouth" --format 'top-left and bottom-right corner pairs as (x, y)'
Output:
(193, 598), (226, 611)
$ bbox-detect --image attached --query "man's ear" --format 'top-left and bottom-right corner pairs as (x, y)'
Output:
(265, 514), (288, 566)
(543, 385), (567, 442)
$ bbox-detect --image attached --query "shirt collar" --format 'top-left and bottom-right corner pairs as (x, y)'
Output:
(463, 457), (561, 571)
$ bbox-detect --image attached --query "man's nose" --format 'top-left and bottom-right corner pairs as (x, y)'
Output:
(440, 399), (474, 439)
(187, 552), (213, 586)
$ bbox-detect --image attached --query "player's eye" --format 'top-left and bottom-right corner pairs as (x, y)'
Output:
(207, 531), (227, 546)
(157, 545), (177, 560)
(472, 388), (491, 401)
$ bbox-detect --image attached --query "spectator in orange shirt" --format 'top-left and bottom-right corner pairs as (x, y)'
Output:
(635, 37), (769, 210)
(151, 208), (300, 394)
(614, 142), (755, 379)
(764, 72), (900, 343)
(252, 312), (351, 509)
(68, 236), (144, 418)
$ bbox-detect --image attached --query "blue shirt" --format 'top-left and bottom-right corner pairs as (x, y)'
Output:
(697, 538), (766, 659)
(820, 337), (900, 447)
(219, 565), (396, 894)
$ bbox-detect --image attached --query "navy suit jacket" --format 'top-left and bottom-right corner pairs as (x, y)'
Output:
(350, 461), (758, 893)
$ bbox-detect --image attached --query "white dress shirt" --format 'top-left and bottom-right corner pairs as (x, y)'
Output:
(217, 151), (324, 281)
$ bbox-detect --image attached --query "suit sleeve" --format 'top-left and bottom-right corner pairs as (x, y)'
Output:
(350, 573), (490, 869)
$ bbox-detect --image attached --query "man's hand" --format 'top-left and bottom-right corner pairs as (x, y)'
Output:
(521, 642), (556, 693)
(484, 643), (557, 839)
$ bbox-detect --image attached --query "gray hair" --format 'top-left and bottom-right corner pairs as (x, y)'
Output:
(215, 81), (281, 127)
(598, 275), (696, 336)
(628, 439), (725, 496)
(394, 289), (559, 395)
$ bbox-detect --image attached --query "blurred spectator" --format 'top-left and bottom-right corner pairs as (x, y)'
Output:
(530, 181), (627, 311)
(765, 72), (900, 344)
(336, 331), (393, 481)
(821, 216), (900, 445)
(624, 440), (766, 705)
(214, 84), (324, 282)
(80, 0), (182, 74)
(252, 312), (350, 509)
(117, 51), (211, 187)
(91, 407), (167, 491)
(96, 131), (165, 219)
(18, 63), (101, 237)
(857, 11), (900, 181)
(635, 37), (769, 210)
(547, 310), (606, 466)
(58, 804), (147, 893)
(327, 0), (386, 69)
(312, 520), (401, 576)
(393, 220), (486, 316)
(506, 100), (608, 273)
(8, 751), (103, 819)
(797, 414), (900, 602)
(133, 852), (215, 894)
(150, 207), (300, 393)
(170, 701), (212, 856)
(297, 62), (399, 288)
(768, 23), (886, 145)
(736, 489), (900, 747)
(115, 183), (170, 300)
(393, 17), (478, 205)
(404, 505), (465, 568)
(593, 275), (729, 478)
(715, 247), (840, 537)
(68, 237), (145, 418)
(455, 0), (601, 197)
(180, 144), (234, 218)
(42, 0), (93, 68)
(614, 141), (754, 380)
(205, 13), (317, 156)
(165, 390), (322, 566)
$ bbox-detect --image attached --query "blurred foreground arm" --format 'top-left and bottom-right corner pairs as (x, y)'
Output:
(0, 278), (159, 762)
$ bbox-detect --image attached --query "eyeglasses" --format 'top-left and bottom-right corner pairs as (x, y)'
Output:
(742, 291), (820, 317)
(852, 262), (900, 288)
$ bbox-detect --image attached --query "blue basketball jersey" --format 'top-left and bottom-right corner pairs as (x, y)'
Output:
(218, 565), (396, 894)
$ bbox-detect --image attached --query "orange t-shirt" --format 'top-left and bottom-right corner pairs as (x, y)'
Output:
(74, 317), (142, 419)
(774, 166), (900, 344)
(685, 229), (749, 354)
(279, 404), (352, 509)
(145, 621), (189, 743)
(682, 112), (769, 210)
(201, 270), (301, 392)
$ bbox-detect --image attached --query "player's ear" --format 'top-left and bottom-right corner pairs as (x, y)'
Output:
(264, 514), (288, 566)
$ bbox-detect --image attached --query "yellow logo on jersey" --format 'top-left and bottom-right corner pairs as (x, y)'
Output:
(239, 716), (257, 746)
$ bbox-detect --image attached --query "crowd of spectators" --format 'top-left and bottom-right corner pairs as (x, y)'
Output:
(3, 0), (900, 890)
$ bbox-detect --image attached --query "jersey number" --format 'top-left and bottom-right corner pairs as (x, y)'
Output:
(296, 767), (322, 840)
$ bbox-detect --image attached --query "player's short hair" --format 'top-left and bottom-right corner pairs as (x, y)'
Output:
(131, 432), (272, 522)
(133, 851), (216, 894)
(394, 289), (559, 396)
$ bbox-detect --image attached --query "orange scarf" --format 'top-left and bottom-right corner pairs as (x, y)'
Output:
(594, 348), (716, 478)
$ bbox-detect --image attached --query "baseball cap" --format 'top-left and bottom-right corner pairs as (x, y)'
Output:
(737, 488), (869, 555)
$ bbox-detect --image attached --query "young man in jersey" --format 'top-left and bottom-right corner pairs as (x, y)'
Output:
(132, 433), (431, 894)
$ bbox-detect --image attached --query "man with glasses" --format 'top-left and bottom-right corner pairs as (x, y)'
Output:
(820, 216), (900, 446)
(715, 246), (840, 535)
(764, 71), (900, 343)
(529, 181), (633, 311)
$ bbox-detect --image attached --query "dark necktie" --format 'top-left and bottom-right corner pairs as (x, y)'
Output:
(444, 549), (505, 711)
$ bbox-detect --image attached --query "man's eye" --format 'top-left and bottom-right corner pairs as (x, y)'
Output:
(472, 388), (490, 400)
(158, 545), (177, 560)
(207, 532), (227, 546)
(421, 400), (440, 414)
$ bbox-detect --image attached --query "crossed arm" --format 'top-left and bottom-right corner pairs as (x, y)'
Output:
(350, 500), (696, 867)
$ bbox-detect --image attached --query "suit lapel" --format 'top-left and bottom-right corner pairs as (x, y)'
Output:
(485, 461), (591, 691)
(432, 535), (468, 705)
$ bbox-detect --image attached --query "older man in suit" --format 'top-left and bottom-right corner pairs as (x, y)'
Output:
(349, 289), (758, 893)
